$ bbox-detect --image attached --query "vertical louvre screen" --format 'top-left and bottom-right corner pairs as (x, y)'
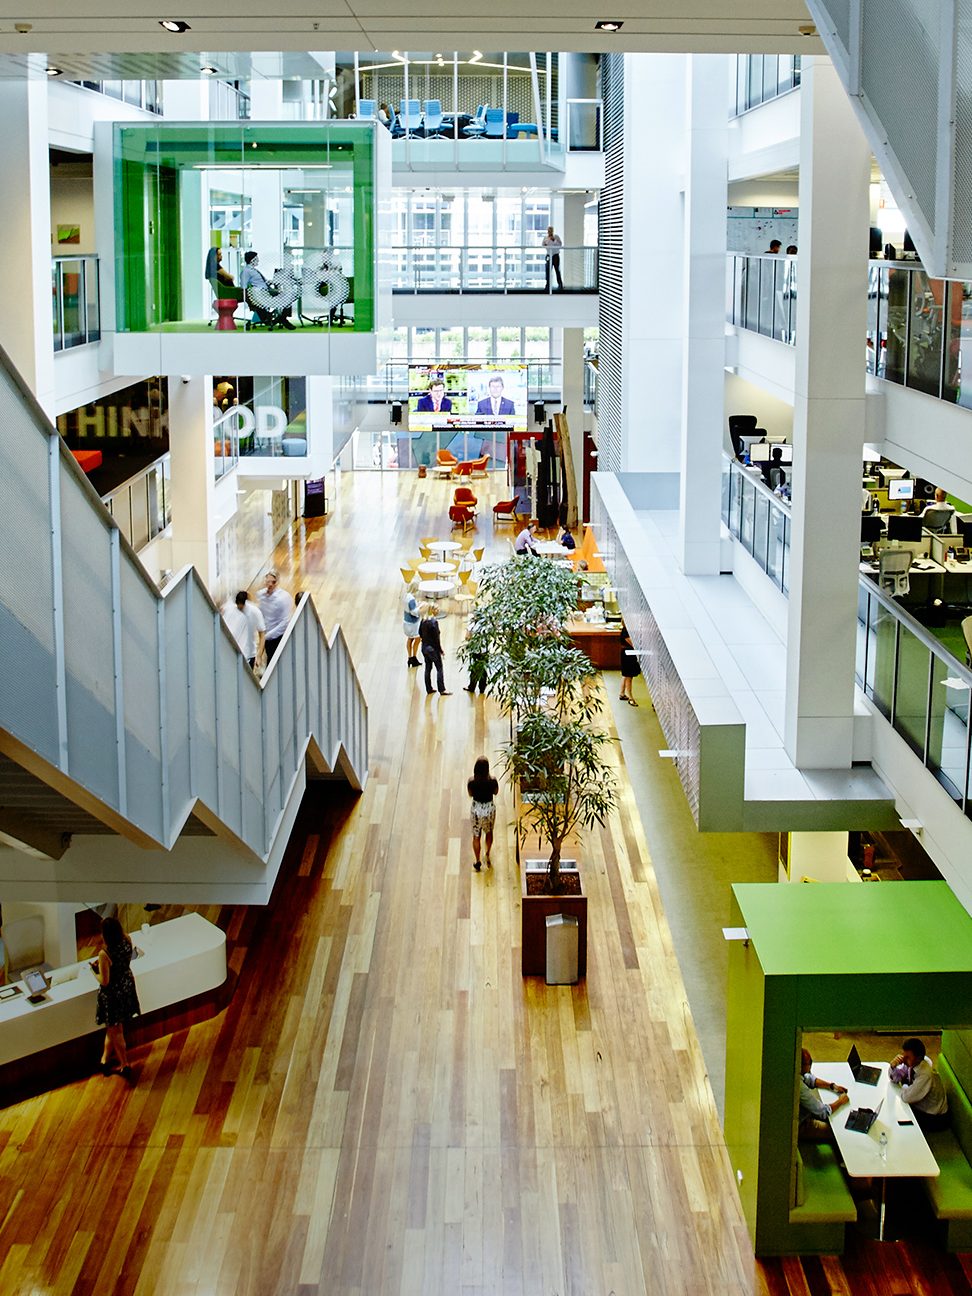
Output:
(598, 52), (625, 473)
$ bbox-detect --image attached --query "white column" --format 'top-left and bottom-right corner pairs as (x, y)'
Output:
(0, 81), (55, 416)
(161, 81), (208, 119)
(168, 378), (217, 589)
(678, 54), (729, 575)
(784, 58), (870, 768)
(561, 328), (585, 524)
(305, 376), (335, 476)
(619, 54), (687, 474)
(249, 82), (284, 119)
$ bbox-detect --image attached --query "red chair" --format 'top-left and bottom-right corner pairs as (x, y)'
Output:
(449, 504), (476, 533)
(492, 498), (518, 526)
(470, 454), (490, 477)
(453, 460), (474, 478)
(453, 486), (478, 513)
(437, 448), (458, 468)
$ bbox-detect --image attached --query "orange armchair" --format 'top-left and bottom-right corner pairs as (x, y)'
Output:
(470, 454), (490, 477)
(449, 504), (476, 533)
(453, 460), (474, 478)
(453, 486), (478, 511)
(437, 448), (458, 468)
(492, 498), (518, 525)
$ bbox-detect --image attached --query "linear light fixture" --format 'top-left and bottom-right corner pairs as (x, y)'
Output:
(200, 65), (219, 76)
(159, 19), (191, 32)
(46, 65), (62, 77)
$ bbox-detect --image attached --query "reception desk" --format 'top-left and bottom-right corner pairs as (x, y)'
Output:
(0, 913), (227, 1094)
(567, 618), (622, 669)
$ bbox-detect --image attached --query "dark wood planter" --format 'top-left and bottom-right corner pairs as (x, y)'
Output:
(520, 862), (587, 979)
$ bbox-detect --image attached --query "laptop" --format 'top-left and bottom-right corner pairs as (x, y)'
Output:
(845, 1096), (884, 1135)
(847, 1044), (881, 1086)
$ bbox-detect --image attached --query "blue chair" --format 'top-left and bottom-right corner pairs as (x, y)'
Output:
(398, 99), (423, 137)
(423, 99), (444, 138)
(483, 108), (506, 139)
(463, 105), (488, 136)
(357, 99), (377, 120)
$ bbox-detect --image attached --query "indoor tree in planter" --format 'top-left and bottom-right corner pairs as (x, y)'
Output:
(501, 702), (617, 895)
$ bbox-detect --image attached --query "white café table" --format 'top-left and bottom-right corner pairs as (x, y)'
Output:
(417, 561), (456, 577)
(814, 1060), (939, 1240)
(429, 539), (462, 560)
(0, 913), (227, 1067)
(533, 540), (569, 557)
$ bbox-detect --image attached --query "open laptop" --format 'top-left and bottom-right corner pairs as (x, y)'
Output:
(845, 1096), (884, 1135)
(847, 1044), (881, 1086)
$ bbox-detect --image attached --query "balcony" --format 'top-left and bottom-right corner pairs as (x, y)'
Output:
(725, 253), (798, 346)
(101, 454), (171, 554)
(391, 245), (597, 294)
(52, 255), (100, 352)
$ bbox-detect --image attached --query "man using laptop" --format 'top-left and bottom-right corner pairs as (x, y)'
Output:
(798, 1048), (850, 1141)
(889, 1037), (950, 1132)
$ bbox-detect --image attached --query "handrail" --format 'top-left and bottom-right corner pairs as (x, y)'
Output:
(390, 244), (598, 293)
(723, 452), (791, 513)
(721, 455), (792, 595)
(100, 451), (170, 506)
(857, 567), (972, 688)
(0, 337), (368, 878)
(100, 453), (171, 553)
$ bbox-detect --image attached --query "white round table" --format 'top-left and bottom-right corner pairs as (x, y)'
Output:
(429, 540), (462, 559)
(418, 561), (456, 577)
(418, 578), (455, 599)
(534, 540), (569, 556)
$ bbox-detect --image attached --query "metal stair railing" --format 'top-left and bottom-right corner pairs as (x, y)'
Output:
(0, 342), (367, 863)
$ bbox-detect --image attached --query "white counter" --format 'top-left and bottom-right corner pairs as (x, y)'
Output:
(0, 913), (227, 1067)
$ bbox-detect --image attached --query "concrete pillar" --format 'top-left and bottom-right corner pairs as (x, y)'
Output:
(783, 57), (870, 768)
(0, 81), (55, 416)
(678, 54), (729, 575)
(618, 54), (687, 474)
(168, 378), (217, 589)
(306, 376), (336, 477)
(561, 328), (585, 521)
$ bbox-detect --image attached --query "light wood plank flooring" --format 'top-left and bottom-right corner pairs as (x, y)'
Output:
(0, 471), (768, 1293)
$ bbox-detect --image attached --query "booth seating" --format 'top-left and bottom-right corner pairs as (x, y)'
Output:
(923, 1040), (972, 1249)
(569, 525), (607, 574)
(789, 1144), (857, 1239)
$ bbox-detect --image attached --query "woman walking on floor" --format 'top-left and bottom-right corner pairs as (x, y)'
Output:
(93, 916), (141, 1082)
(419, 604), (451, 695)
(618, 621), (640, 705)
(467, 756), (499, 871)
(403, 577), (421, 666)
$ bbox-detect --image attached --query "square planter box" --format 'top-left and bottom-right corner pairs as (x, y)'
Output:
(521, 861), (587, 979)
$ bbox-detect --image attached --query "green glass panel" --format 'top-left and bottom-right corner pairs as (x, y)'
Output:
(892, 623), (929, 758)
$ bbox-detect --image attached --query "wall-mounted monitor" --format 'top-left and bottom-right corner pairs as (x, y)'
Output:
(407, 364), (528, 433)
(888, 478), (915, 501)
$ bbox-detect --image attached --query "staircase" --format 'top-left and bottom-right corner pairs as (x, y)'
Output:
(0, 345), (367, 904)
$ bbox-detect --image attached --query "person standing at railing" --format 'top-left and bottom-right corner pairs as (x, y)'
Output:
(258, 570), (294, 664)
(542, 226), (564, 291)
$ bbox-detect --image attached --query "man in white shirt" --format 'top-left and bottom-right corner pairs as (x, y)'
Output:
(542, 226), (564, 291)
(921, 487), (958, 534)
(258, 570), (294, 662)
(222, 590), (266, 669)
(889, 1037), (950, 1132)
(514, 521), (538, 556)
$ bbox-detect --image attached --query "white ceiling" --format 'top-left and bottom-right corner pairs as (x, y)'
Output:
(0, 1), (824, 69)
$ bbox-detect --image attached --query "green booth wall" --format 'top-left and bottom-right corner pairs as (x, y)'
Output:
(112, 121), (377, 333)
(724, 881), (972, 1255)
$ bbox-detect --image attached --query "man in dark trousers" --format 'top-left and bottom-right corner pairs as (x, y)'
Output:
(419, 605), (452, 695)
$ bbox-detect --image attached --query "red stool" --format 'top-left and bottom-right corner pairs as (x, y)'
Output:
(214, 299), (238, 331)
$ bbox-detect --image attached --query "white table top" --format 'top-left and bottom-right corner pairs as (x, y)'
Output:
(418, 561), (456, 576)
(534, 540), (569, 556)
(418, 579), (454, 596)
(813, 1061), (939, 1179)
(429, 540), (462, 556)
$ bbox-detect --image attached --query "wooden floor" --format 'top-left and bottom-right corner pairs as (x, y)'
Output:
(0, 471), (968, 1294)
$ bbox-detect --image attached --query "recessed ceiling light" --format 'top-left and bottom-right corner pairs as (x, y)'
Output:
(200, 65), (219, 76)
(595, 19), (624, 31)
(46, 66), (62, 77)
(159, 19), (191, 33)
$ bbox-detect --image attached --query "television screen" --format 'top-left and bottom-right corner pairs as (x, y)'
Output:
(888, 478), (914, 500)
(407, 364), (528, 433)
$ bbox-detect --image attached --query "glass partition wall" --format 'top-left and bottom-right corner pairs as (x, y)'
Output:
(111, 121), (377, 333)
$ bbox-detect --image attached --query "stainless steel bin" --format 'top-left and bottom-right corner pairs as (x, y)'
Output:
(545, 913), (579, 985)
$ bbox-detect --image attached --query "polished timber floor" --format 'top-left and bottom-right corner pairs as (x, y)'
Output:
(1, 472), (970, 1295)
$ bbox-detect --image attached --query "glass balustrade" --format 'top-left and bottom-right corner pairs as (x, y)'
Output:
(721, 455), (791, 595)
(52, 255), (100, 351)
(725, 254), (798, 343)
(101, 455), (171, 553)
(732, 54), (801, 116)
(389, 245), (597, 293)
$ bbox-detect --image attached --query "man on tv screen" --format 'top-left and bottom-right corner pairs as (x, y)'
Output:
(475, 376), (516, 417)
(416, 379), (452, 413)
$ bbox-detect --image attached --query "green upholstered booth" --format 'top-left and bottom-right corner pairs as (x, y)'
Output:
(724, 881), (972, 1255)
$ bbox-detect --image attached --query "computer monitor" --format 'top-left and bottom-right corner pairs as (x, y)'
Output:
(887, 515), (922, 542)
(772, 444), (793, 465)
(861, 514), (884, 544)
(764, 433), (788, 444)
(888, 478), (915, 500)
(960, 519), (972, 548)
(747, 442), (771, 463)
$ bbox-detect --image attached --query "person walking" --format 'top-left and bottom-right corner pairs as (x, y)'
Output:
(618, 621), (640, 705)
(463, 621), (488, 693)
(542, 226), (564, 291)
(93, 916), (141, 1082)
(258, 570), (294, 663)
(467, 756), (499, 870)
(419, 604), (451, 695)
(222, 588), (265, 670)
(403, 577), (421, 667)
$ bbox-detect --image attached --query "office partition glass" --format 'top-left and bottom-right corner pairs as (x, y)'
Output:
(906, 269), (946, 397)
(112, 121), (376, 334)
(721, 456), (791, 595)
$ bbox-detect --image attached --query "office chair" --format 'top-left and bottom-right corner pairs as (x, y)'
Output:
(357, 99), (378, 120)
(463, 105), (488, 136)
(727, 414), (758, 459)
(483, 108), (507, 139)
(878, 549), (912, 598)
(398, 99), (423, 137)
(423, 100), (444, 137)
(922, 506), (954, 534)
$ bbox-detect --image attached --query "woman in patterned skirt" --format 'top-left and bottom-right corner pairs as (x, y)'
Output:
(467, 756), (499, 871)
(93, 916), (141, 1082)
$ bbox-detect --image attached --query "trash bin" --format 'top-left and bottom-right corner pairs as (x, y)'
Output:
(545, 914), (579, 985)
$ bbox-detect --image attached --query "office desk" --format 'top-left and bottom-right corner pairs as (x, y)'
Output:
(567, 618), (621, 669)
(814, 1061), (938, 1240)
(0, 914), (227, 1073)
(939, 558), (972, 605)
(860, 557), (945, 609)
